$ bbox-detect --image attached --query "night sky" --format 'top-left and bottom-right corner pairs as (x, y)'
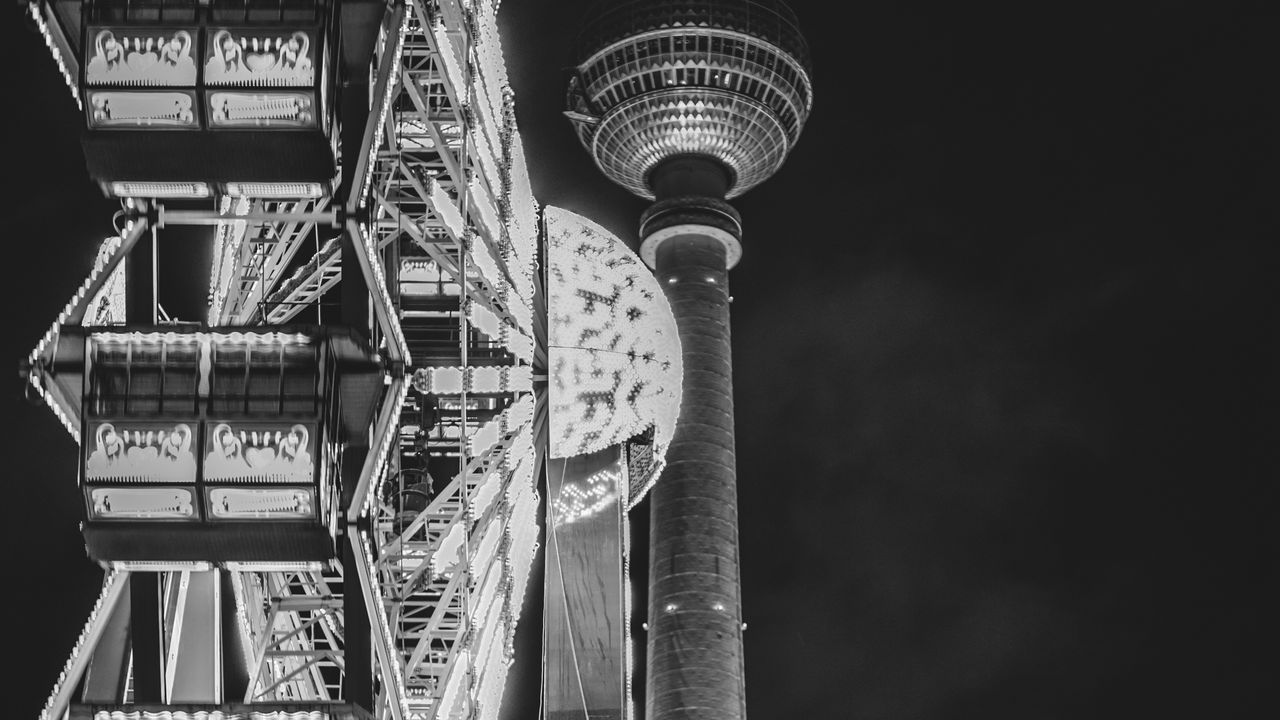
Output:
(6, 2), (1274, 719)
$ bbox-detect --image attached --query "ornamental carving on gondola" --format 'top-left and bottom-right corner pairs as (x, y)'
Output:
(203, 422), (315, 484)
(87, 29), (196, 86)
(205, 29), (316, 86)
(86, 421), (197, 483)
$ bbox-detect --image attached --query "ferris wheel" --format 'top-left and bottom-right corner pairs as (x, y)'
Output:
(23, 2), (686, 720)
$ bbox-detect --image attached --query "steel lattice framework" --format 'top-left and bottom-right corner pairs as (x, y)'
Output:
(26, 2), (542, 720)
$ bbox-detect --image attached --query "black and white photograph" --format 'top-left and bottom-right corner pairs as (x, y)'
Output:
(6, 1), (1271, 719)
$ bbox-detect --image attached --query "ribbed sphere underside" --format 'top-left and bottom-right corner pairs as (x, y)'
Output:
(568, 0), (813, 199)
(592, 89), (791, 200)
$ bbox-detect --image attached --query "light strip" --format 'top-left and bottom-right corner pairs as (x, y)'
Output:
(91, 330), (311, 346)
(466, 299), (502, 339)
(27, 2), (80, 108)
(349, 219), (410, 365)
(503, 448), (540, 657)
(357, 5), (410, 206)
(466, 112), (504, 212)
(351, 531), (408, 720)
(427, 171), (466, 240)
(431, 19), (468, 116)
(109, 561), (212, 572)
(28, 220), (149, 442)
(431, 424), (533, 576)
(84, 241), (126, 326)
(207, 195), (251, 324)
(40, 570), (130, 720)
(410, 366), (533, 395)
(467, 175), (503, 250)
(349, 377), (409, 523)
(223, 561), (326, 573)
(471, 0), (509, 138)
(226, 182), (326, 199)
(109, 182), (211, 199)
(622, 465), (636, 720)
(505, 131), (539, 273)
(87, 710), (333, 720)
(465, 230), (509, 317)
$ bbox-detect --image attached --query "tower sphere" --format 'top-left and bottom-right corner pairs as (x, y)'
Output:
(566, 0), (814, 200)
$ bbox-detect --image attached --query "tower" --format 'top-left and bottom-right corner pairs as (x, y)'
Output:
(565, 2), (814, 719)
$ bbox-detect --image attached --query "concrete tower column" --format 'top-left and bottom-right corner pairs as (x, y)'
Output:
(565, 3), (813, 717)
(641, 160), (747, 720)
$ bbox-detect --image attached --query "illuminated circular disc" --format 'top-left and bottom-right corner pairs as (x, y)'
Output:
(545, 206), (682, 493)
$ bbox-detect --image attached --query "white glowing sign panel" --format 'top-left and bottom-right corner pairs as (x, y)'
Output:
(86, 422), (197, 483)
(204, 422), (315, 484)
(207, 91), (315, 127)
(86, 28), (198, 86)
(89, 487), (195, 520)
(545, 206), (683, 468)
(208, 487), (315, 519)
(205, 29), (316, 87)
(88, 90), (197, 127)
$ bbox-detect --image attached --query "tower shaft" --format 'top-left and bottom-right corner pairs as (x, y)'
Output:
(647, 230), (745, 720)
(566, 3), (813, 717)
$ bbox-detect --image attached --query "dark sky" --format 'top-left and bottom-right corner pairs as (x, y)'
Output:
(6, 2), (1275, 719)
